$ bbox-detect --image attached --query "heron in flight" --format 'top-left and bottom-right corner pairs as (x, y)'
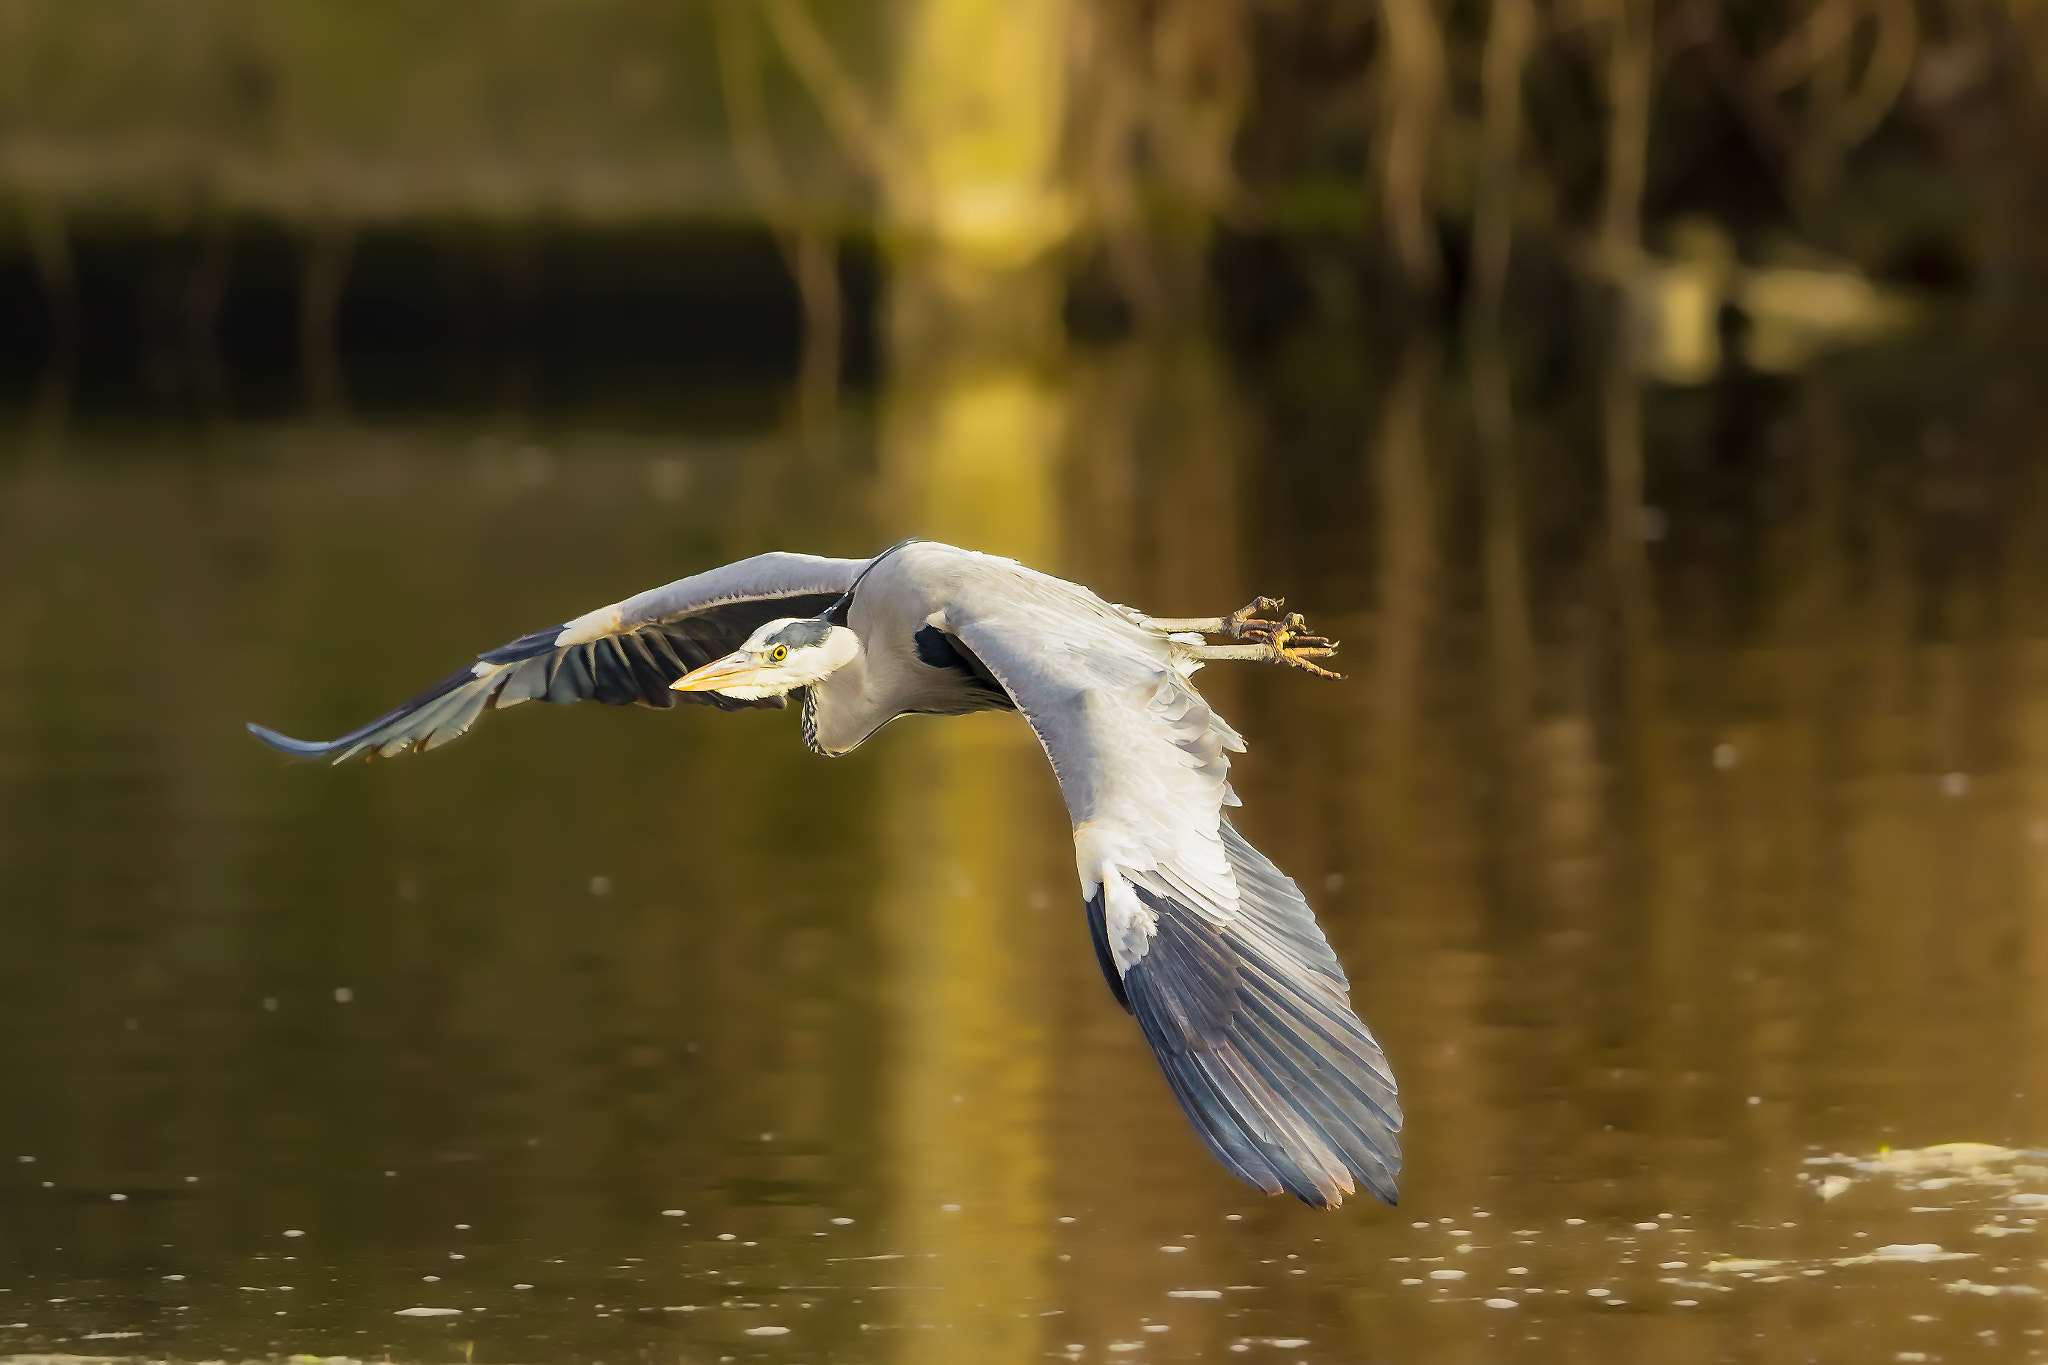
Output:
(250, 540), (1401, 1207)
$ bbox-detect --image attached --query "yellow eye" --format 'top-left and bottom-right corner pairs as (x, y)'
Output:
(769, 644), (790, 663)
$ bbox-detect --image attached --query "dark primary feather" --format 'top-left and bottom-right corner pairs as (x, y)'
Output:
(1085, 888), (1133, 1013)
(248, 553), (861, 762)
(1106, 823), (1401, 1208)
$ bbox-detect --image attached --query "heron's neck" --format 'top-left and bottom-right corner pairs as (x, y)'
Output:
(800, 641), (873, 756)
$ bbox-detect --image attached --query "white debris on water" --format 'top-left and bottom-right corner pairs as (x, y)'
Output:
(1168, 1290), (1222, 1298)
(1819, 1143), (2038, 1181)
(1870, 1244), (1964, 1262)
(394, 1306), (461, 1317)
(1428, 1269), (1465, 1280)
(1484, 1297), (1517, 1308)
(1946, 1280), (2040, 1296)
(744, 1325), (790, 1336)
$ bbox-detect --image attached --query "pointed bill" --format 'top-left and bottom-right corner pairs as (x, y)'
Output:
(671, 651), (769, 693)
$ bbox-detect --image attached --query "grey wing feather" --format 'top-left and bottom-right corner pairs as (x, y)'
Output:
(248, 551), (864, 763)
(1118, 826), (1400, 1205)
(938, 548), (1401, 1208)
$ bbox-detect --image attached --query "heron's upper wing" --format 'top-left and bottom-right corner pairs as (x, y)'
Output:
(943, 563), (1401, 1208)
(249, 551), (864, 763)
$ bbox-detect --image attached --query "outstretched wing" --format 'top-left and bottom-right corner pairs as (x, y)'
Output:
(941, 555), (1401, 1208)
(249, 551), (864, 763)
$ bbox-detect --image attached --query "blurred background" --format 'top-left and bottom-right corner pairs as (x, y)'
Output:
(6, 1), (2048, 1363)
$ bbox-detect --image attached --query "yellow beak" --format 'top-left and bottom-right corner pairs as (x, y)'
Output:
(671, 651), (771, 693)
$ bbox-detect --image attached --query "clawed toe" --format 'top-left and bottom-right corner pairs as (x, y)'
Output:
(1219, 598), (1344, 679)
(1224, 596), (1287, 640)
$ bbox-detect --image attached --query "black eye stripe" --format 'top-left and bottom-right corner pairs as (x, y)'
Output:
(770, 619), (833, 650)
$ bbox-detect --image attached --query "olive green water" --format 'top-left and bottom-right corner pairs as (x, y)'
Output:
(5, 329), (2048, 1365)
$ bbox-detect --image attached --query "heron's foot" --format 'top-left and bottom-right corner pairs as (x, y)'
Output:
(1222, 596), (1287, 640)
(1215, 598), (1345, 679)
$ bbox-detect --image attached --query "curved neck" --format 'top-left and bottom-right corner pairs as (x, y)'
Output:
(802, 643), (873, 756)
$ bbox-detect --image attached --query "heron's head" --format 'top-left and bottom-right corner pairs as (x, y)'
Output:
(669, 618), (859, 700)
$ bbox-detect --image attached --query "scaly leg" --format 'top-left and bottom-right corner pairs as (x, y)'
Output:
(1126, 596), (1344, 679)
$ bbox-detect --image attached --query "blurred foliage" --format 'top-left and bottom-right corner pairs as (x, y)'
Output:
(0, 0), (2044, 320)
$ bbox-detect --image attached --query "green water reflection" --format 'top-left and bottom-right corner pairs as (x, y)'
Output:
(5, 325), (2048, 1364)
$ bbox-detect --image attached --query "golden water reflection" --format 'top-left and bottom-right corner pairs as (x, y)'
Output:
(3, 329), (2048, 1364)
(875, 248), (1063, 1365)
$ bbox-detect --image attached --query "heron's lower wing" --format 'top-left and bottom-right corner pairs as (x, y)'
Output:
(931, 546), (1401, 1207)
(248, 551), (863, 763)
(1096, 823), (1401, 1208)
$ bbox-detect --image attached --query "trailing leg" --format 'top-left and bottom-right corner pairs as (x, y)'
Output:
(1127, 596), (1344, 679)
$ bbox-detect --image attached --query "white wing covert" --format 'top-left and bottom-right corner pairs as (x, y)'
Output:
(249, 552), (863, 763)
(942, 559), (1402, 1208)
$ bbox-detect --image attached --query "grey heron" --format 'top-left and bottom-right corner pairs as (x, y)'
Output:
(249, 540), (1401, 1208)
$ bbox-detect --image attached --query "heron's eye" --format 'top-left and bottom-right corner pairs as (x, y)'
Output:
(769, 644), (790, 663)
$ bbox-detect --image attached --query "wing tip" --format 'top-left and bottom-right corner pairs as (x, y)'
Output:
(1278, 1160), (1400, 1209)
(1124, 883), (1405, 1211)
(246, 721), (339, 760)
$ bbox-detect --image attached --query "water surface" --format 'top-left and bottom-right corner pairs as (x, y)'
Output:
(4, 330), (2048, 1363)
